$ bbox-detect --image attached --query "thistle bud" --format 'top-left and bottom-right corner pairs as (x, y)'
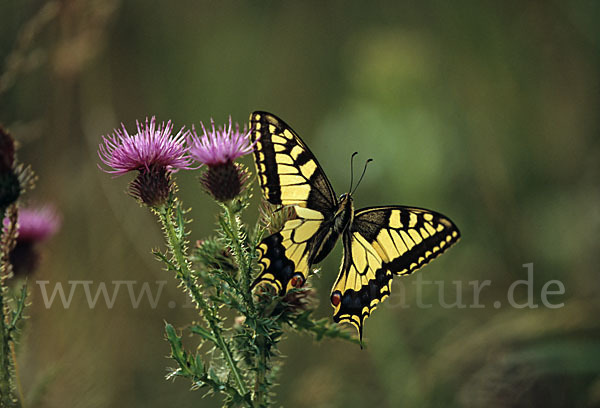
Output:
(129, 165), (172, 207)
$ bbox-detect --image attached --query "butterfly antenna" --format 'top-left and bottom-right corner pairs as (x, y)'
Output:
(348, 152), (358, 193)
(351, 158), (373, 195)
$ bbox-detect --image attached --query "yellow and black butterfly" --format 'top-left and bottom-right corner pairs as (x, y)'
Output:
(250, 111), (460, 341)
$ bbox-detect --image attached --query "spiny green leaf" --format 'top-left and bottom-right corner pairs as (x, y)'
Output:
(190, 325), (217, 343)
(7, 283), (27, 335)
(165, 322), (193, 374)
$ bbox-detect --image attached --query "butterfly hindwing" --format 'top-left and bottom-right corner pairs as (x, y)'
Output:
(250, 111), (336, 211)
(250, 112), (337, 295)
(332, 206), (460, 338)
(331, 229), (390, 340)
(254, 206), (326, 295)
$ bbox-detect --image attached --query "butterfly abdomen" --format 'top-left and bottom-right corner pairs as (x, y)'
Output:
(310, 195), (354, 264)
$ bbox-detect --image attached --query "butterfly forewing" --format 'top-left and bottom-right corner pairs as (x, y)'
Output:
(250, 111), (336, 211)
(332, 206), (460, 338)
(250, 112), (336, 294)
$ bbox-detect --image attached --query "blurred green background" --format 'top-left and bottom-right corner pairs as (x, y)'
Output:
(1, 1), (599, 407)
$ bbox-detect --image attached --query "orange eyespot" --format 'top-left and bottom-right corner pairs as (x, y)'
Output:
(290, 274), (304, 288)
(331, 291), (342, 307)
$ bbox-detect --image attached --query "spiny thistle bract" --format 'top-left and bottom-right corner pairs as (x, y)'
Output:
(97, 115), (358, 407)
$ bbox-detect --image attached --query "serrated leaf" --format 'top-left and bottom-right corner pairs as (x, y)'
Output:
(164, 322), (191, 372)
(8, 282), (27, 334)
(189, 325), (217, 343)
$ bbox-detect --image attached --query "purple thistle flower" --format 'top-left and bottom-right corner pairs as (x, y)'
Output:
(98, 117), (194, 206)
(187, 117), (255, 167)
(188, 117), (255, 202)
(98, 116), (194, 175)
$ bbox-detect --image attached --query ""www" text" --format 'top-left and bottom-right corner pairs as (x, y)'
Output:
(35, 280), (168, 309)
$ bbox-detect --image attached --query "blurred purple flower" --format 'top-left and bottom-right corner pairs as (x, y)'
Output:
(3, 205), (61, 277)
(188, 117), (255, 167)
(4, 206), (61, 243)
(98, 116), (194, 175)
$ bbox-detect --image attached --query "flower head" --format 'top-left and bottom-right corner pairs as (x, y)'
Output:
(188, 117), (255, 202)
(188, 117), (254, 167)
(98, 117), (194, 175)
(98, 117), (194, 206)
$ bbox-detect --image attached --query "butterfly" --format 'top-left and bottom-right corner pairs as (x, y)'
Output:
(249, 111), (460, 341)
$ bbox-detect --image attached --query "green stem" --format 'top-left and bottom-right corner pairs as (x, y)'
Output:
(0, 206), (20, 408)
(157, 202), (248, 399)
(254, 335), (268, 407)
(223, 203), (255, 314)
(0, 287), (18, 407)
(11, 341), (25, 407)
(223, 203), (272, 406)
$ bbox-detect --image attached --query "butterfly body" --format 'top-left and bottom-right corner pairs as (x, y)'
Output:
(250, 111), (460, 340)
(310, 193), (354, 265)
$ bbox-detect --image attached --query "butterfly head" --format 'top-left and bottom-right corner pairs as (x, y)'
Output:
(338, 192), (352, 202)
(337, 192), (353, 211)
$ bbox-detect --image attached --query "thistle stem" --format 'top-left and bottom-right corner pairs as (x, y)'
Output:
(224, 203), (272, 406)
(11, 341), (25, 407)
(223, 203), (255, 314)
(0, 287), (18, 407)
(254, 335), (268, 407)
(156, 201), (248, 399)
(0, 205), (20, 408)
